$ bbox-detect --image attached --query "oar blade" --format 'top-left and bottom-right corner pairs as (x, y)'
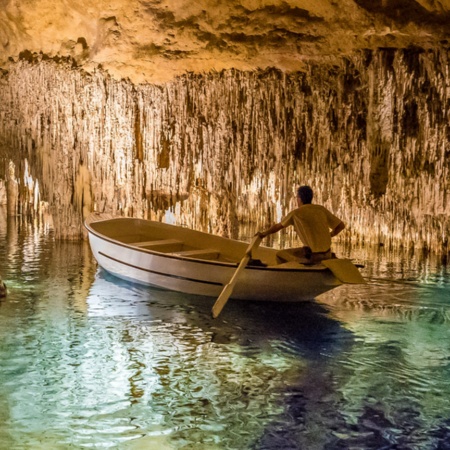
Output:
(321, 258), (366, 284)
(211, 283), (235, 318)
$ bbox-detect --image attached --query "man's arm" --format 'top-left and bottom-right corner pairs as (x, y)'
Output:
(257, 222), (284, 238)
(330, 221), (345, 238)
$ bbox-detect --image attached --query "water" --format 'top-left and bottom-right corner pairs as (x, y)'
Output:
(1, 211), (450, 449)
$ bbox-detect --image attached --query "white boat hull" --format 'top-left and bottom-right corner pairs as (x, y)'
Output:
(86, 218), (343, 302)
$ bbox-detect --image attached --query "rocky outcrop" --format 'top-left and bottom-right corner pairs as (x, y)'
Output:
(0, 46), (448, 254)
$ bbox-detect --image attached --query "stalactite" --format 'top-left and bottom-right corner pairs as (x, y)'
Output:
(0, 48), (448, 255)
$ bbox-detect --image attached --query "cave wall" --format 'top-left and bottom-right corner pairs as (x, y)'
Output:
(0, 46), (449, 253)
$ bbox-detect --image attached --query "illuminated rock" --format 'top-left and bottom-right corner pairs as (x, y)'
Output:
(0, 1), (448, 255)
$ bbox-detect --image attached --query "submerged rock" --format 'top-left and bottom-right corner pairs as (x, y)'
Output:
(0, 277), (6, 298)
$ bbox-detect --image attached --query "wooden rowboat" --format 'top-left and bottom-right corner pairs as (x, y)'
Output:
(85, 218), (364, 302)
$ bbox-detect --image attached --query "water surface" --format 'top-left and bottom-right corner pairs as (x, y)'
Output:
(1, 212), (449, 449)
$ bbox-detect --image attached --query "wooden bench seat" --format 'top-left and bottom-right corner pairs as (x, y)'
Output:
(130, 239), (183, 252)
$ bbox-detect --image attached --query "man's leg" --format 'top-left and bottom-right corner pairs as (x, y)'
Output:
(310, 250), (333, 264)
(276, 247), (311, 264)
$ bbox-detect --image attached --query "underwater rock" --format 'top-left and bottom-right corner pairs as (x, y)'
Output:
(0, 277), (6, 298)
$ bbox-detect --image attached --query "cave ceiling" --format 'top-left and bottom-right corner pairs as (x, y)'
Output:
(1, 0), (450, 83)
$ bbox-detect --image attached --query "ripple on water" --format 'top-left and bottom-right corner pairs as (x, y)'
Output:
(317, 277), (450, 324)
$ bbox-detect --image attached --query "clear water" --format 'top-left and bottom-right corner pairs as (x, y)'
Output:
(1, 212), (449, 449)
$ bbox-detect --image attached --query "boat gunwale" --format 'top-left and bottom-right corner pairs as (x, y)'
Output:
(85, 219), (329, 273)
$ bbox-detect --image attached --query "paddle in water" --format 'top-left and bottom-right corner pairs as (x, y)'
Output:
(321, 258), (366, 284)
(211, 235), (262, 318)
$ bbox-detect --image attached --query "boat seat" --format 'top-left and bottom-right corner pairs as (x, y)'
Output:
(130, 239), (184, 252)
(173, 248), (220, 260)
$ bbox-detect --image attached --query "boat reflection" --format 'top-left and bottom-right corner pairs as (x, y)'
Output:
(87, 267), (354, 356)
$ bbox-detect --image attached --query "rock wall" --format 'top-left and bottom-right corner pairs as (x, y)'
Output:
(0, 47), (449, 254)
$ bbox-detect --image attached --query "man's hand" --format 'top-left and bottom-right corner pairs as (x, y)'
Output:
(257, 223), (284, 239)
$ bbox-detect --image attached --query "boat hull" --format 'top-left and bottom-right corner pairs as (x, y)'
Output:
(86, 218), (342, 302)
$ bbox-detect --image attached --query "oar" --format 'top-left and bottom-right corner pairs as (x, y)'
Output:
(321, 258), (366, 284)
(211, 235), (262, 319)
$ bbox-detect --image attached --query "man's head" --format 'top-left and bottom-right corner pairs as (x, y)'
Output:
(297, 185), (313, 205)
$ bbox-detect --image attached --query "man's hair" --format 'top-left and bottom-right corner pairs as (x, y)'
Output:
(297, 185), (313, 204)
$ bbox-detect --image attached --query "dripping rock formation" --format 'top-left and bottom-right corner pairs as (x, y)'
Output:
(0, 0), (449, 255)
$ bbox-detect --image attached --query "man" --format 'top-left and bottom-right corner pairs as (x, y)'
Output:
(257, 185), (345, 264)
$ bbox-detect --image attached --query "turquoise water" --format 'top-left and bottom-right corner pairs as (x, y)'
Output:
(1, 212), (449, 449)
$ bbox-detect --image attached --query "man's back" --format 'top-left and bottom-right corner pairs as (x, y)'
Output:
(281, 204), (341, 252)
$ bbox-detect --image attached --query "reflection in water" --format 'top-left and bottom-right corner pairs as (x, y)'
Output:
(0, 208), (449, 449)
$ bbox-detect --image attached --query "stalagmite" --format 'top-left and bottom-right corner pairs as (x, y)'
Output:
(0, 47), (448, 256)
(6, 161), (18, 216)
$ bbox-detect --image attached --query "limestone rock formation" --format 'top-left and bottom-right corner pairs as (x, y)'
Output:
(0, 1), (449, 255)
